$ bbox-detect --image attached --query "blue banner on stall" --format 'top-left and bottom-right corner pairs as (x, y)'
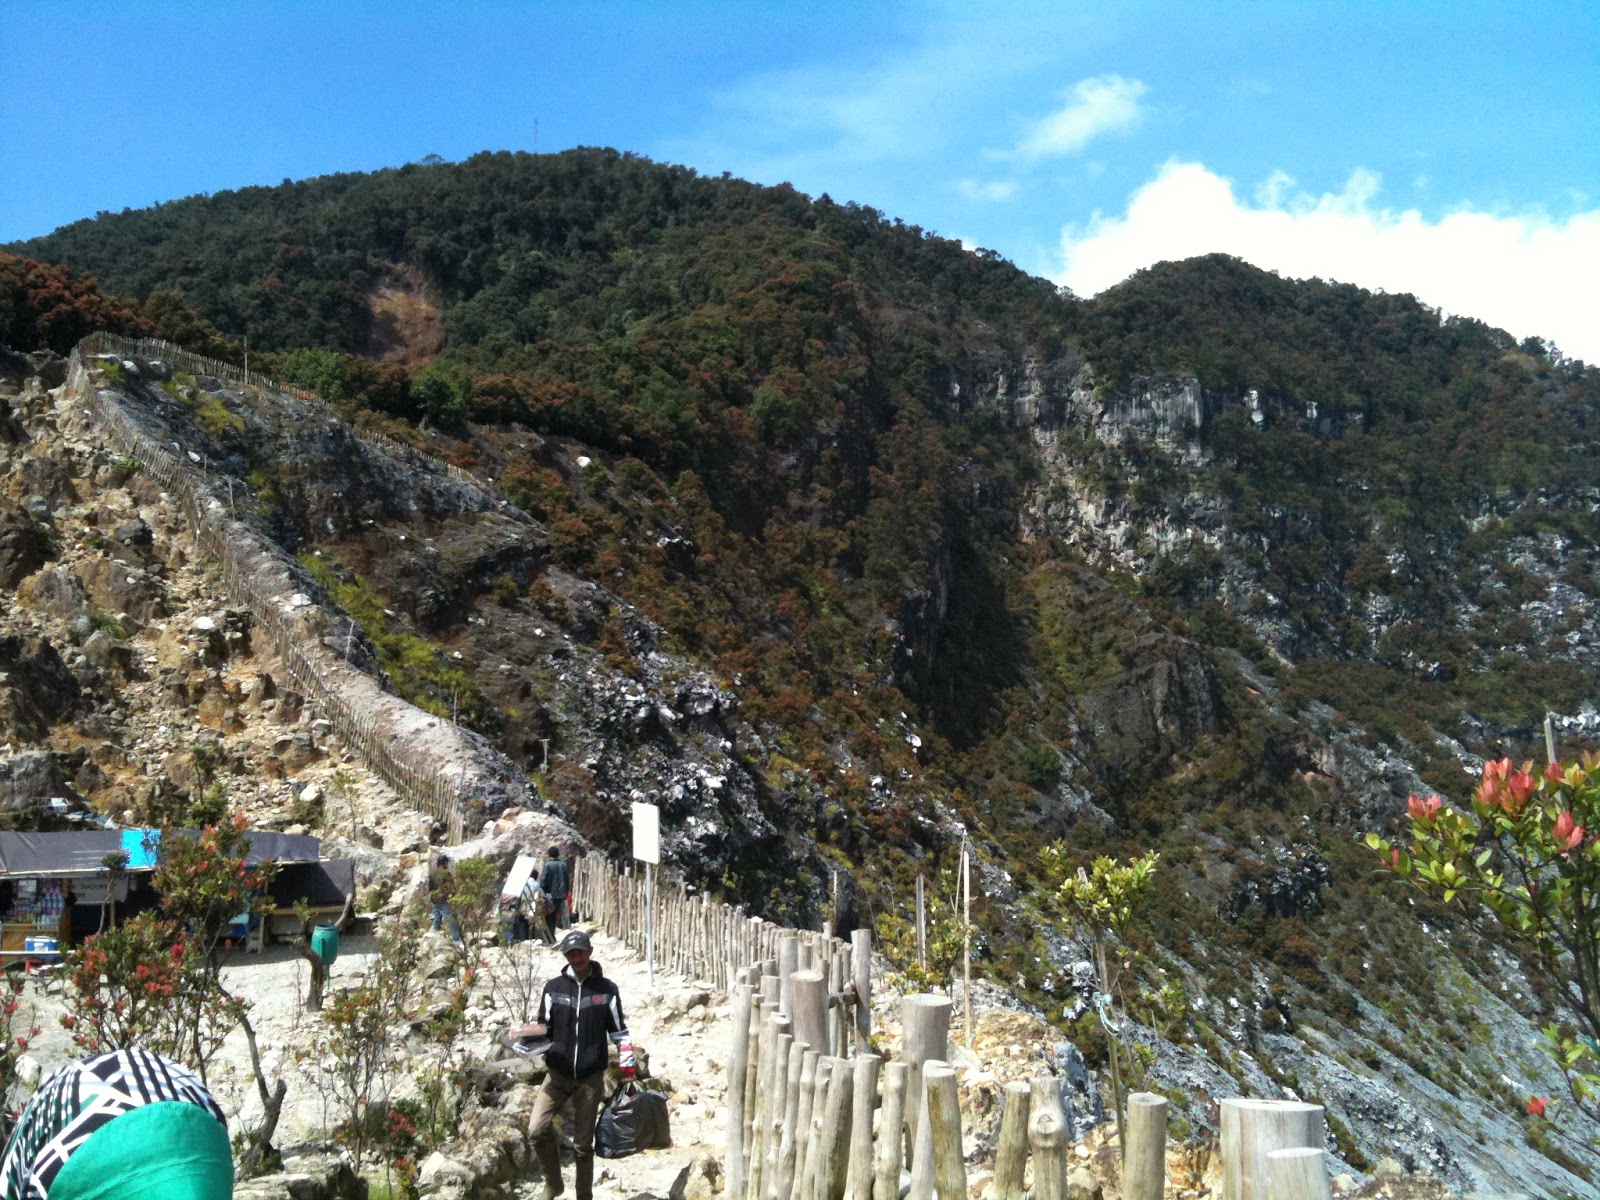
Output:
(121, 828), (160, 869)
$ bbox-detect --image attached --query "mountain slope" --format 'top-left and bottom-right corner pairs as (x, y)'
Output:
(10, 151), (1600, 1192)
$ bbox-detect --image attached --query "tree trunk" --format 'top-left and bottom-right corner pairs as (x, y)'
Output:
(298, 941), (327, 1011)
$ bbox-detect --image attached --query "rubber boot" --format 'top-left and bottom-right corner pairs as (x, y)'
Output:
(574, 1155), (594, 1200)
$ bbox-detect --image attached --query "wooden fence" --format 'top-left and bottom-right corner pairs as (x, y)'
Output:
(76, 333), (513, 503)
(66, 343), (471, 843)
(571, 849), (1333, 1200)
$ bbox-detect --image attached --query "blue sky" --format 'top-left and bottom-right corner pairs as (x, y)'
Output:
(5, 1), (1597, 358)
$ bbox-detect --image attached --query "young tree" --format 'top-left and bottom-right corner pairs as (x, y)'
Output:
(1368, 754), (1600, 1127)
(295, 918), (422, 1173)
(1040, 847), (1160, 1153)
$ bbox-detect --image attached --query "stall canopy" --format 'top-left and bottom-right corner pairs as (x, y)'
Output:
(270, 860), (356, 909)
(0, 830), (323, 878)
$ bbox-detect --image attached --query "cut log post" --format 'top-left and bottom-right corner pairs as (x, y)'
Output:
(790, 1050), (822, 1200)
(754, 1018), (792, 1200)
(851, 928), (873, 1052)
(780, 934), (800, 1017)
(1220, 1099), (1325, 1200)
(777, 1042), (811, 1200)
(728, 985), (754, 1200)
(764, 1028), (794, 1200)
(847, 1053), (883, 1200)
(872, 1061), (910, 1200)
(992, 1081), (1031, 1200)
(1028, 1076), (1068, 1200)
(924, 1063), (965, 1200)
(761, 973), (781, 1006)
(748, 1004), (779, 1200)
(742, 1003), (767, 1177)
(800, 1058), (835, 1200)
(907, 1057), (945, 1200)
(820, 1052), (856, 1200)
(792, 970), (830, 1061)
(899, 995), (951, 1149)
(1124, 1092), (1168, 1200)
(1266, 1148), (1332, 1200)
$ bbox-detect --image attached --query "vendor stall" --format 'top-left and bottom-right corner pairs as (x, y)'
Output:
(0, 828), (336, 960)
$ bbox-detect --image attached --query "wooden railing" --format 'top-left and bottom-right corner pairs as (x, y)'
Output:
(67, 341), (475, 843)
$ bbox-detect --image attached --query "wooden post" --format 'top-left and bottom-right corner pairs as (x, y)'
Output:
(1124, 1092), (1168, 1200)
(915, 874), (926, 972)
(820, 1054), (855, 1200)
(872, 1061), (909, 1200)
(780, 934), (800, 1017)
(1266, 1148), (1332, 1200)
(906, 1057), (942, 1200)
(752, 1017), (791, 1200)
(1028, 1076), (1068, 1200)
(899, 994), (951, 1150)
(778, 1042), (811, 1200)
(762, 1028), (794, 1200)
(728, 985), (754, 1200)
(747, 1005), (779, 1200)
(992, 1081), (1031, 1200)
(924, 1063), (965, 1200)
(846, 1054), (882, 1200)
(1546, 712), (1559, 764)
(850, 928), (873, 1052)
(960, 841), (972, 1047)
(1220, 1099), (1325, 1200)
(792, 969), (829, 1060)
(799, 1058), (834, 1200)
(742, 1004), (765, 1170)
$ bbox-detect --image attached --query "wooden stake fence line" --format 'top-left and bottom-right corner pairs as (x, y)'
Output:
(66, 345), (475, 843)
(77, 334), (505, 499)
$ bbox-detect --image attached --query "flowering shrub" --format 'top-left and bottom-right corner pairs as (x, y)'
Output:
(1368, 754), (1600, 1125)
(60, 913), (243, 1079)
(0, 973), (40, 1141)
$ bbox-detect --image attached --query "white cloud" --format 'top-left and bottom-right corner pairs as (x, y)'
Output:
(958, 178), (1017, 201)
(1012, 74), (1147, 159)
(1055, 161), (1600, 364)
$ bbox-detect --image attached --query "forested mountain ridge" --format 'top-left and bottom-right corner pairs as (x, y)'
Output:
(9, 150), (1600, 1194)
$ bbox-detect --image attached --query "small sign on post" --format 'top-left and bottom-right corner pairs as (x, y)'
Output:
(632, 802), (660, 981)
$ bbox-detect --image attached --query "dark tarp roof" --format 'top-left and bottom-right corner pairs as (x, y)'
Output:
(270, 859), (356, 909)
(0, 830), (322, 877)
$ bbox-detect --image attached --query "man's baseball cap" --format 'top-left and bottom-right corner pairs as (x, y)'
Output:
(559, 930), (592, 954)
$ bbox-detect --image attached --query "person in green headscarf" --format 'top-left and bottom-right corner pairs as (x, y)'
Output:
(0, 1046), (233, 1199)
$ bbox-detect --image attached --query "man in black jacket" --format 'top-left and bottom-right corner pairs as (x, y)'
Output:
(527, 930), (631, 1200)
(539, 846), (571, 945)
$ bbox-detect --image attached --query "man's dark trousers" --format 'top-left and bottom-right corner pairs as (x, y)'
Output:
(528, 1068), (604, 1200)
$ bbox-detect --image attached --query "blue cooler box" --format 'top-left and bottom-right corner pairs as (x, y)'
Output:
(23, 937), (58, 955)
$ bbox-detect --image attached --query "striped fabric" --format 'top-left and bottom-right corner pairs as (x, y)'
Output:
(0, 1048), (226, 1200)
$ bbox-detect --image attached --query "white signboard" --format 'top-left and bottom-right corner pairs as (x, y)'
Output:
(631, 802), (660, 865)
(71, 876), (129, 907)
(501, 855), (539, 899)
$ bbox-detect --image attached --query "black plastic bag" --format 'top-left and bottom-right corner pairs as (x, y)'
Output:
(595, 1081), (671, 1157)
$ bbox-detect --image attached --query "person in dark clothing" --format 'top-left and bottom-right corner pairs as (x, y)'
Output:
(538, 846), (570, 945)
(428, 854), (461, 944)
(526, 930), (632, 1200)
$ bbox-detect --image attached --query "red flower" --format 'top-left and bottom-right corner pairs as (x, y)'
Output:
(1528, 1096), (1548, 1117)
(1387, 848), (1402, 870)
(1553, 811), (1585, 854)
(1545, 761), (1566, 784)
(1504, 770), (1537, 814)
(1407, 794), (1443, 822)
